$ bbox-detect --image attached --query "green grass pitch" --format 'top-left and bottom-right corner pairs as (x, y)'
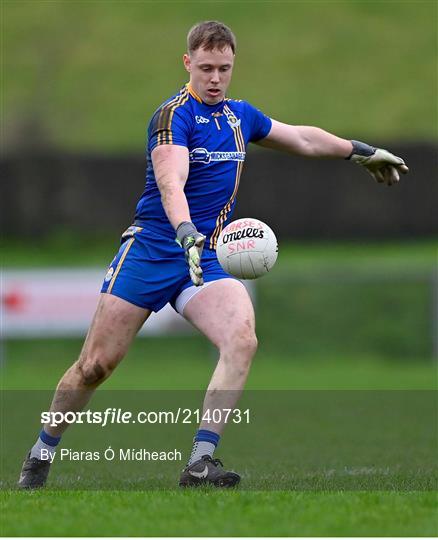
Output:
(1, 491), (437, 536)
(1, 241), (437, 536)
(2, 343), (437, 536)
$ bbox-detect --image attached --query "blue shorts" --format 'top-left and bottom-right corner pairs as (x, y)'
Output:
(101, 225), (233, 312)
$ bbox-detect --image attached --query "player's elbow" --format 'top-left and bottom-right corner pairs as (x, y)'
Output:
(295, 128), (318, 157)
(157, 177), (184, 206)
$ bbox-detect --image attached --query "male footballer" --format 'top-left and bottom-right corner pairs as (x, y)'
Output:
(19, 21), (408, 489)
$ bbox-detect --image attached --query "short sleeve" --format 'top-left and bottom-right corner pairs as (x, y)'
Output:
(148, 105), (191, 151)
(245, 102), (272, 142)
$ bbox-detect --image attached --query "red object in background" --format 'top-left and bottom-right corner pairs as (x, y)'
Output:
(2, 290), (27, 312)
(2, 269), (195, 338)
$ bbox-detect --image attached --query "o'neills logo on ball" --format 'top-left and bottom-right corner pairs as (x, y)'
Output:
(222, 227), (264, 244)
(216, 217), (277, 279)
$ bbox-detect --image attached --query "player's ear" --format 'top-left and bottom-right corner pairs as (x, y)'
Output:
(183, 53), (191, 73)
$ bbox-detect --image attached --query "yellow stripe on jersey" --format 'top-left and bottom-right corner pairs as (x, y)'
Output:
(210, 160), (244, 250)
(209, 104), (245, 249)
(156, 90), (185, 145)
(166, 92), (189, 144)
(156, 92), (182, 146)
(156, 87), (189, 145)
(214, 106), (245, 225)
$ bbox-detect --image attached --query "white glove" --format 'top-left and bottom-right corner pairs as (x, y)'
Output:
(348, 140), (409, 186)
(176, 222), (206, 286)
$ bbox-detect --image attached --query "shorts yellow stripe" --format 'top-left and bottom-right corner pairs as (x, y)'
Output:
(107, 237), (135, 294)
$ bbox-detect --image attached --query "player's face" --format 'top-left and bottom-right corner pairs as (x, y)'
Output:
(183, 46), (234, 105)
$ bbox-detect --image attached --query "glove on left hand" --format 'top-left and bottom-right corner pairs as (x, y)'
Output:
(176, 221), (206, 287)
(348, 140), (409, 186)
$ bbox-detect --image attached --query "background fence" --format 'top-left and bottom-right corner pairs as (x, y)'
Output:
(2, 1), (437, 372)
(2, 143), (437, 239)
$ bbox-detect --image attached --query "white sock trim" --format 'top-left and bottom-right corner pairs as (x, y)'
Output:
(188, 440), (216, 466)
(30, 438), (57, 461)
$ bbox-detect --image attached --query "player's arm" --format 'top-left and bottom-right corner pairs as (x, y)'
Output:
(151, 144), (205, 286)
(258, 120), (352, 158)
(151, 144), (191, 228)
(258, 119), (409, 185)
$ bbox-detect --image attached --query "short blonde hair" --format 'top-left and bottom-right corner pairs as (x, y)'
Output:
(187, 21), (236, 54)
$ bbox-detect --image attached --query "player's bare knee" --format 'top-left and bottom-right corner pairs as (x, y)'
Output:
(76, 353), (120, 387)
(77, 361), (106, 386)
(239, 333), (258, 359)
(221, 328), (258, 360)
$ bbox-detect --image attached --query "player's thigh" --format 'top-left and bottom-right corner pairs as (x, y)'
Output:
(182, 279), (256, 350)
(81, 293), (151, 365)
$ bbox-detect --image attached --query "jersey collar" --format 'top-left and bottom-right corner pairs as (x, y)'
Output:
(187, 83), (225, 107)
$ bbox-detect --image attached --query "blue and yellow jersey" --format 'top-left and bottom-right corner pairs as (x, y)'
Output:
(134, 83), (272, 250)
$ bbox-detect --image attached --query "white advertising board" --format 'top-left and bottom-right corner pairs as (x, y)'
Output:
(1, 269), (193, 338)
